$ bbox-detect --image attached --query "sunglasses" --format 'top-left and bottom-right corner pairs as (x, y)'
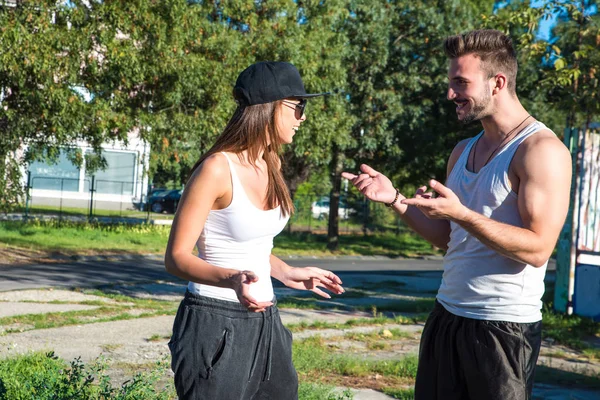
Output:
(282, 99), (307, 119)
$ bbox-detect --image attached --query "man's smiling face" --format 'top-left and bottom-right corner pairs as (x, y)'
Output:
(447, 53), (494, 124)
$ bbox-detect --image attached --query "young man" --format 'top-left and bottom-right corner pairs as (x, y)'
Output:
(342, 29), (571, 400)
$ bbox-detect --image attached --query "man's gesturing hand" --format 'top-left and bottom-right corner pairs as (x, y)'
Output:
(401, 179), (468, 221)
(341, 164), (399, 204)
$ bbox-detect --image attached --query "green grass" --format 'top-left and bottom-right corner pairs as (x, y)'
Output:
(0, 350), (353, 400)
(541, 304), (600, 360)
(294, 335), (418, 381)
(362, 299), (436, 314)
(0, 220), (171, 254)
(298, 383), (354, 400)
(286, 316), (419, 333)
(382, 387), (415, 399)
(344, 328), (416, 342)
(0, 292), (178, 334)
(274, 231), (439, 258)
(21, 204), (173, 220)
(0, 220), (438, 258)
(147, 334), (171, 342)
(535, 365), (600, 389)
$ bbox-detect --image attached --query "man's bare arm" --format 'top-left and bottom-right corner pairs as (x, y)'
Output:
(457, 134), (571, 266)
(342, 164), (452, 250)
(402, 134), (571, 267)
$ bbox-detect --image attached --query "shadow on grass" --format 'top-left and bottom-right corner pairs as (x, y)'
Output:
(535, 364), (600, 389)
(274, 231), (440, 257)
(278, 294), (435, 316)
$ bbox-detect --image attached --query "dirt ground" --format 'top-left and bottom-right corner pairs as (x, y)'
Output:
(0, 287), (599, 399)
(0, 248), (599, 399)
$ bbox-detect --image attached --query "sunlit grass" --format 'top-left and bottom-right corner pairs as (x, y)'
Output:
(0, 220), (170, 254)
(542, 304), (600, 360)
(286, 316), (419, 333)
(0, 291), (178, 334)
(0, 220), (440, 258)
(294, 335), (418, 385)
(274, 231), (440, 258)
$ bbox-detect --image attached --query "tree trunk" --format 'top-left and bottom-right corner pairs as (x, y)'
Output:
(327, 145), (343, 251)
(282, 150), (312, 200)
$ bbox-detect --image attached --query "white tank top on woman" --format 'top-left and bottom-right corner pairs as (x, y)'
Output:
(187, 152), (289, 303)
(437, 121), (550, 323)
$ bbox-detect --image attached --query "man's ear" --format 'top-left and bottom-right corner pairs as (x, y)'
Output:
(491, 73), (507, 95)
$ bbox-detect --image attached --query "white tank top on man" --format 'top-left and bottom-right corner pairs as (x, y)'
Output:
(437, 121), (550, 323)
(188, 152), (289, 303)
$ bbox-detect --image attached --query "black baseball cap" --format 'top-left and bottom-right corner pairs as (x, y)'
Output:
(233, 61), (329, 106)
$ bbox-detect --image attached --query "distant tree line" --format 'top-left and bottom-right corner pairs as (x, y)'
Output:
(0, 0), (598, 246)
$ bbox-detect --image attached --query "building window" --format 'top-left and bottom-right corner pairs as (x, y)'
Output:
(85, 150), (136, 195)
(29, 150), (80, 192)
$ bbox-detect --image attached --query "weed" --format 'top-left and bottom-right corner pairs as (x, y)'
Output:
(382, 387), (415, 399)
(542, 305), (600, 358)
(367, 341), (390, 351)
(100, 343), (123, 352)
(298, 383), (354, 400)
(0, 352), (175, 399)
(147, 334), (171, 342)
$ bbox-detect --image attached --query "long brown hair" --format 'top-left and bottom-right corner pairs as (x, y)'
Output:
(190, 101), (294, 216)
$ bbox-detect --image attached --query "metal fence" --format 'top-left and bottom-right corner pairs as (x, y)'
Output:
(16, 174), (401, 233)
(19, 173), (179, 223)
(287, 193), (403, 234)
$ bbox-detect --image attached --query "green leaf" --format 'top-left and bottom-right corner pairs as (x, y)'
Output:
(554, 58), (566, 71)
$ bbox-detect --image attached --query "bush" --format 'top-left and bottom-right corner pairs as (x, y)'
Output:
(0, 351), (175, 400)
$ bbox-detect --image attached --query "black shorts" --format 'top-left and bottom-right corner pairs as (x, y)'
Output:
(169, 291), (298, 400)
(415, 301), (542, 400)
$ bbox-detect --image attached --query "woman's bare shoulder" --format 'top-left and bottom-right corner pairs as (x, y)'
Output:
(191, 152), (231, 182)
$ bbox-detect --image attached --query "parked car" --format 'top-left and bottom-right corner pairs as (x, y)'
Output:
(311, 197), (352, 219)
(148, 187), (169, 197)
(148, 189), (182, 214)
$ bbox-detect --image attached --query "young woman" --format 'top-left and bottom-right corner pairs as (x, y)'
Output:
(165, 61), (344, 400)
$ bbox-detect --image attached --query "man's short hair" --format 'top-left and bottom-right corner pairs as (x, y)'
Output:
(443, 29), (518, 95)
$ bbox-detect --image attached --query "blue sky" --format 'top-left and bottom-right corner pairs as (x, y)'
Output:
(531, 0), (598, 41)
(531, 0), (558, 40)
(494, 1), (598, 41)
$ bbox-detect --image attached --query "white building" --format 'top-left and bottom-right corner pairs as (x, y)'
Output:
(3, 1), (151, 212)
(22, 131), (150, 211)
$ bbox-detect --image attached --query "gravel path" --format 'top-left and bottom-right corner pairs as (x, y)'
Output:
(1, 288), (599, 400)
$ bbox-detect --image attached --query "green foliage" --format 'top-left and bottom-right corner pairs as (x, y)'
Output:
(0, 0), (354, 209)
(0, 352), (174, 399)
(0, 158), (23, 214)
(377, 0), (493, 188)
(2, 0), (599, 248)
(485, 1), (600, 130)
(542, 305), (600, 355)
(298, 383), (354, 400)
(382, 387), (415, 400)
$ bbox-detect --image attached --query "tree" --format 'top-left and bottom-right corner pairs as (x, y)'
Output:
(0, 2), (81, 211)
(320, 0), (494, 249)
(383, 0), (495, 189)
(485, 0), (600, 129)
(81, 0), (353, 191)
(0, 0), (353, 211)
